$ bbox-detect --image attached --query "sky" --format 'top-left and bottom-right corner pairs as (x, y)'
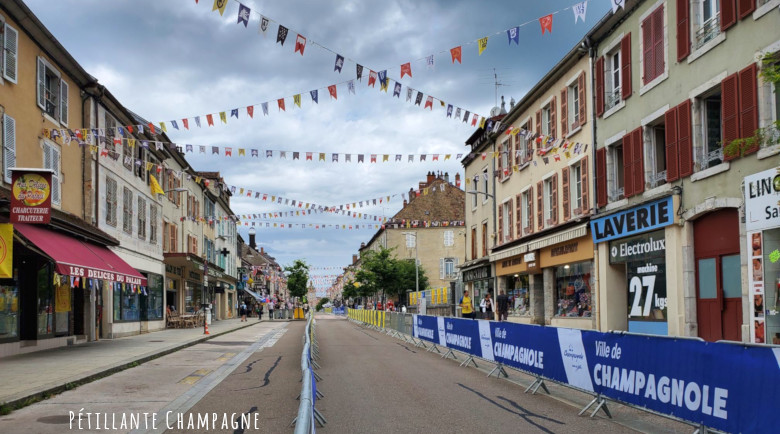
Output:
(24, 0), (611, 291)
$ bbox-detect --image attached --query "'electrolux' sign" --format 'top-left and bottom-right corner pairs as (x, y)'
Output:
(609, 230), (666, 264)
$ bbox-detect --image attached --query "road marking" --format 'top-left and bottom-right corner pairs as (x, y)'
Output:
(178, 368), (213, 385)
(216, 352), (236, 361)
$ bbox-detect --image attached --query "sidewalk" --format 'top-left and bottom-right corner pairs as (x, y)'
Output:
(0, 318), (275, 410)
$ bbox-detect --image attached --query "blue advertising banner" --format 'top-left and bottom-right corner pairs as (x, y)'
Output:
(590, 196), (675, 244)
(413, 314), (439, 344)
(487, 322), (566, 381)
(442, 318), (482, 357)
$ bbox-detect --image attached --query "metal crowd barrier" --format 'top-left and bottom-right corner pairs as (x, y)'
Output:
(292, 313), (326, 433)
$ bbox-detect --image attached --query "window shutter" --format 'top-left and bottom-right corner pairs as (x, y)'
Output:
(581, 156), (589, 215)
(3, 23), (18, 83)
(739, 63), (759, 155)
(677, 100), (694, 176)
(37, 57), (46, 109)
(53, 145), (60, 205)
(621, 33), (632, 99)
(3, 114), (16, 184)
(515, 194), (522, 237)
(596, 56), (605, 116)
(526, 133), (534, 162)
(596, 148), (607, 207)
(676, 0), (690, 61)
(497, 143), (503, 175)
(652, 7), (665, 82)
(551, 96), (557, 140)
(623, 132), (634, 197)
(440, 259), (445, 279)
(720, 0), (737, 31)
(578, 71), (587, 126)
(560, 88), (568, 137)
(507, 200), (514, 241)
(665, 106), (680, 182)
(535, 110), (542, 137)
(513, 136), (520, 166)
(59, 79), (69, 126)
(642, 16), (654, 85)
(551, 173), (559, 225)
(536, 181), (543, 231)
(562, 166), (570, 221)
(498, 204), (504, 244)
(632, 128), (645, 195)
(527, 186), (534, 234)
(738, 0), (755, 19)
(721, 72), (740, 161)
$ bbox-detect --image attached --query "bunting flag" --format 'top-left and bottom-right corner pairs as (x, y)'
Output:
(206, 114), (214, 126)
(277, 25), (288, 45)
(368, 70), (377, 87)
(310, 89), (319, 103)
(295, 34), (306, 55)
(348, 80), (356, 95)
(450, 46), (462, 64)
(334, 54), (345, 73)
(424, 96), (433, 110)
(328, 85), (337, 100)
(277, 98), (285, 111)
(219, 111), (227, 123)
(237, 4), (250, 27)
(507, 26), (520, 45)
(393, 82), (402, 98)
(259, 15), (269, 36)
(477, 37), (488, 55)
(378, 70), (388, 91)
(573, 1), (588, 23)
(539, 14), (553, 34)
(356, 64), (363, 81)
(426, 55), (434, 69)
(212, 0), (227, 16)
(400, 62), (412, 78)
(611, 0), (625, 14)
(447, 104), (453, 117)
(183, 118), (189, 129)
(230, 109), (238, 119)
(247, 106), (254, 118)
(406, 87), (413, 102)
(261, 102), (269, 115)
(415, 92), (423, 106)
(294, 94), (301, 107)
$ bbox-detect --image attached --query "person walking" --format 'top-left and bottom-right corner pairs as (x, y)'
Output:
(480, 293), (493, 320)
(460, 290), (475, 319)
(239, 303), (247, 322)
(267, 300), (274, 321)
(497, 290), (509, 322)
(257, 303), (264, 321)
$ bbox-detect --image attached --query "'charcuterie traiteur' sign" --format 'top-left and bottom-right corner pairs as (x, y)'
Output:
(10, 168), (53, 224)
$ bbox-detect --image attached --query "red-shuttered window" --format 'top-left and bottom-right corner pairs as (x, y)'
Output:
(721, 63), (759, 160)
(676, 0), (690, 61)
(595, 57), (605, 117)
(664, 100), (694, 181)
(526, 187), (534, 235)
(596, 148), (608, 208)
(737, 0), (755, 19)
(562, 166), (570, 221)
(721, 0), (737, 31)
(641, 6), (665, 85)
(623, 127), (645, 197)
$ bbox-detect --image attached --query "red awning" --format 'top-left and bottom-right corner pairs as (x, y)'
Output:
(15, 223), (147, 286)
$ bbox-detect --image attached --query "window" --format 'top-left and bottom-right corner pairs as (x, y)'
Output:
(163, 221), (177, 253)
(2, 21), (19, 84)
(521, 190), (530, 232)
(406, 233), (416, 248)
(622, 127), (646, 198)
(499, 138), (511, 179)
(188, 235), (198, 255)
(543, 178), (553, 224)
(641, 5), (666, 86)
(698, 92), (723, 169)
(610, 144), (625, 200)
(482, 222), (488, 257)
(146, 154), (160, 186)
(444, 230), (454, 247)
(122, 187), (133, 234)
(606, 49), (622, 110)
(646, 123), (667, 188)
(122, 133), (133, 170)
(693, 0), (720, 51)
(150, 204), (158, 244)
(597, 33), (631, 116)
(440, 258), (458, 279)
(471, 227), (477, 259)
(36, 57), (68, 125)
(481, 167), (489, 201)
(105, 176), (118, 226)
(571, 162), (583, 212)
(104, 113), (118, 157)
(554, 261), (593, 318)
(501, 200), (513, 242)
(542, 105), (552, 136)
(137, 197), (147, 240)
(471, 182), (478, 208)
(3, 114), (16, 184)
(42, 141), (60, 205)
(569, 81), (580, 128)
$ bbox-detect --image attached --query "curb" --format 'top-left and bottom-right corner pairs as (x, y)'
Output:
(0, 321), (261, 414)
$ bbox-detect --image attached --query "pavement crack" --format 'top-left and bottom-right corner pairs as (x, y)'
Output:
(241, 359), (261, 374)
(259, 356), (282, 387)
(233, 406), (257, 434)
(457, 383), (564, 433)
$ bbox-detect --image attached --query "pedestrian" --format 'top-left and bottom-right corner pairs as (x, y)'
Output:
(267, 300), (274, 321)
(480, 293), (493, 320)
(497, 289), (509, 322)
(460, 290), (475, 319)
(401, 304), (407, 314)
(257, 303), (263, 321)
(239, 303), (247, 322)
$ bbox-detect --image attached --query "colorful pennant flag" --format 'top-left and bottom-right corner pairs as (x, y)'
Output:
(507, 26), (519, 45)
(310, 89), (319, 103)
(393, 82), (402, 98)
(478, 37), (488, 55)
(400, 62), (412, 78)
(294, 94), (301, 107)
(328, 85), (337, 100)
(212, 0), (227, 16)
(450, 46), (462, 64)
(259, 15), (269, 36)
(424, 96), (433, 110)
(277, 98), (285, 111)
(277, 25), (289, 45)
(295, 34), (306, 55)
(335, 54), (345, 73)
(237, 4), (250, 27)
(574, 1), (588, 23)
(611, 0), (625, 14)
(540, 14), (553, 34)
(356, 64), (363, 81)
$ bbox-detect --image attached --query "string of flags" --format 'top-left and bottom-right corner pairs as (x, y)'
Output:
(241, 219), (466, 229)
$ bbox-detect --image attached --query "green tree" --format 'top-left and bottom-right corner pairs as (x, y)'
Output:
(315, 297), (330, 311)
(284, 259), (310, 299)
(341, 279), (359, 300)
(394, 258), (429, 298)
(354, 247), (429, 301)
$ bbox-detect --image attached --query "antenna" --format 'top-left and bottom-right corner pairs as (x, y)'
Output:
(493, 68), (511, 107)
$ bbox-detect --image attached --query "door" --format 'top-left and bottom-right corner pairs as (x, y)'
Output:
(694, 209), (742, 341)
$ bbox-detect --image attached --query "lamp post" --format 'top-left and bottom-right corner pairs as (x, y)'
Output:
(401, 231), (419, 297)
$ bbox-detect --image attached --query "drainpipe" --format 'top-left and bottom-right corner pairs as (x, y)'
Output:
(588, 43), (600, 331)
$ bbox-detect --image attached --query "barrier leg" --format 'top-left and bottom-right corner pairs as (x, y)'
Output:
(459, 355), (478, 368)
(313, 408), (328, 427)
(312, 370), (323, 382)
(578, 394), (611, 419)
(316, 390), (325, 399)
(441, 348), (458, 360)
(415, 339), (428, 349)
(524, 377), (549, 395)
(693, 425), (710, 434)
(427, 343), (442, 354)
(311, 359), (321, 370)
(487, 362), (508, 378)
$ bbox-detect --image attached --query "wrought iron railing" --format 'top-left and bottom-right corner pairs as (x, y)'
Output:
(694, 14), (720, 50)
(605, 90), (621, 111)
(700, 148), (723, 170)
(608, 187), (624, 202)
(649, 170), (667, 189)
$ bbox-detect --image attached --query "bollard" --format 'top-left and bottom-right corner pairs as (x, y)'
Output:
(204, 306), (211, 335)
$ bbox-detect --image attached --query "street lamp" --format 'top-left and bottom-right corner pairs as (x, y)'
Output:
(401, 231), (419, 297)
(466, 190), (495, 199)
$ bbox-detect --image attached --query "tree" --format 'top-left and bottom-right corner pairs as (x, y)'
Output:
(284, 259), (310, 299)
(354, 247), (429, 301)
(315, 297), (330, 312)
(394, 258), (429, 298)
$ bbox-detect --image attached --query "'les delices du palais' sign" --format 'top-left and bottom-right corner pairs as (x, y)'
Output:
(10, 169), (53, 224)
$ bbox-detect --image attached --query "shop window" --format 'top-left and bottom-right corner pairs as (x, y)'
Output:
(0, 273), (20, 341)
(760, 229), (780, 344)
(508, 274), (531, 317)
(114, 283), (139, 321)
(122, 186), (133, 235)
(142, 273), (164, 321)
(697, 90), (723, 169)
(554, 262), (593, 317)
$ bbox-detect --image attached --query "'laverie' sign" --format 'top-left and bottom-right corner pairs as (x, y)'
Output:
(744, 167), (780, 231)
(590, 196), (675, 243)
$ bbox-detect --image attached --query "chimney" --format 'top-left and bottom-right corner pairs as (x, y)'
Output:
(403, 199), (407, 206)
(352, 254), (358, 265)
(427, 171), (435, 185)
(248, 227), (257, 249)
(260, 247), (265, 254)
(444, 172), (450, 183)
(455, 173), (461, 187)
(408, 187), (415, 202)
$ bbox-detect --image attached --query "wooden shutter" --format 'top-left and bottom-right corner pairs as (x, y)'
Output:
(581, 156), (589, 215)
(497, 142), (504, 175)
(498, 204), (504, 244)
(551, 173), (559, 225)
(514, 136), (521, 165)
(739, 63), (759, 155)
(676, 0), (690, 61)
(536, 181), (543, 231)
(507, 200), (514, 241)
(37, 57), (46, 109)
(560, 88), (568, 137)
(471, 228), (477, 259)
(527, 186), (534, 234)
(596, 148), (607, 208)
(535, 110), (542, 138)
(526, 131), (534, 162)
(3, 114), (16, 184)
(595, 56), (605, 116)
(721, 0), (737, 31)
(721, 72), (739, 161)
(665, 106), (680, 182)
(59, 80), (69, 125)
(677, 100), (694, 176)
(738, 0), (755, 19)
(551, 96), (557, 140)
(516, 194), (522, 238)
(632, 128), (645, 195)
(623, 131), (634, 197)
(652, 7), (665, 83)
(3, 23), (18, 83)
(578, 72), (587, 126)
(621, 33), (632, 100)
(642, 17), (654, 85)
(562, 166), (570, 221)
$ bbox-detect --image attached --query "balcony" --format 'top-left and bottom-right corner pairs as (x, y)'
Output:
(694, 14), (720, 51)
(605, 90), (621, 111)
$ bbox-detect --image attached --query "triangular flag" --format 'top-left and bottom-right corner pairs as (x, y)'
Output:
(334, 54), (344, 73)
(426, 55), (435, 69)
(295, 34), (306, 55)
(356, 64), (363, 81)
(212, 0), (227, 16)
(540, 14), (553, 34)
(261, 102), (269, 115)
(310, 89), (319, 103)
(328, 85), (337, 100)
(368, 70), (377, 87)
(450, 46), (462, 64)
(230, 108), (238, 119)
(573, 1), (588, 23)
(182, 118), (189, 129)
(247, 106), (254, 118)
(378, 70), (388, 91)
(294, 94), (301, 107)
(400, 62), (412, 78)
(219, 111), (227, 123)
(611, 0), (625, 14)
(393, 82), (402, 98)
(348, 80), (355, 95)
(277, 25), (289, 45)
(237, 4), (250, 27)
(206, 114), (214, 126)
(424, 96), (433, 110)
(415, 92), (423, 106)
(478, 37), (488, 55)
(507, 26), (519, 45)
(277, 98), (285, 111)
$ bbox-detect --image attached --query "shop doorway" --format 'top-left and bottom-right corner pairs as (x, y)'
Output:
(694, 209), (741, 342)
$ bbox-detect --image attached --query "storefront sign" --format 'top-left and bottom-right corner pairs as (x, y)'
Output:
(590, 196), (675, 243)
(165, 265), (183, 276)
(609, 230), (666, 264)
(10, 169), (52, 224)
(66, 266), (144, 285)
(747, 231), (766, 343)
(550, 242), (578, 257)
(0, 224), (12, 278)
(463, 265), (490, 282)
(189, 271), (201, 280)
(744, 167), (780, 232)
(626, 258), (667, 335)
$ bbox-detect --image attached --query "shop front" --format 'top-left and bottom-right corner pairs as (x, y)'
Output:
(592, 195), (677, 335)
(744, 167), (780, 345)
(164, 253), (207, 315)
(540, 233), (594, 329)
(165, 264), (183, 314)
(494, 251), (541, 324)
(460, 260), (492, 316)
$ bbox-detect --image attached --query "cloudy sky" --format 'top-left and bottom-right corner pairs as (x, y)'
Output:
(25, 0), (610, 291)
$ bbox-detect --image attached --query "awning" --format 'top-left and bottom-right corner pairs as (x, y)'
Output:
(242, 288), (262, 301)
(15, 223), (147, 286)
